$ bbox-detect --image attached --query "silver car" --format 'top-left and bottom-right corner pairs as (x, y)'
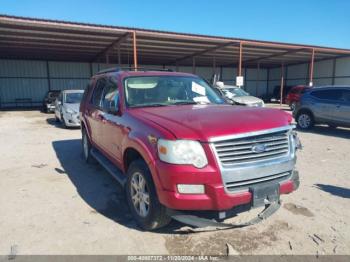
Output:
(217, 84), (265, 107)
(54, 90), (84, 128)
(294, 86), (350, 129)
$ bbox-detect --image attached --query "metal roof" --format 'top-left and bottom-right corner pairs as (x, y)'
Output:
(1, 14), (350, 68)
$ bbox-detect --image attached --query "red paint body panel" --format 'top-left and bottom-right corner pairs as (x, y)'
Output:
(285, 85), (311, 105)
(80, 70), (298, 213)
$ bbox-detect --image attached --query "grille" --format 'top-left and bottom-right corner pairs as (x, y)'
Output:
(213, 129), (290, 166)
(225, 172), (291, 192)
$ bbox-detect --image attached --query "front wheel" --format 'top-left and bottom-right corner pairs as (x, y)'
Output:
(126, 159), (171, 230)
(82, 129), (95, 164)
(297, 112), (314, 129)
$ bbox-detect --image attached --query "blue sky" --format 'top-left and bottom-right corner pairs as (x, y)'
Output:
(1, 0), (350, 49)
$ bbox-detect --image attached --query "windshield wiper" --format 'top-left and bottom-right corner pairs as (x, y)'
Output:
(130, 103), (169, 108)
(170, 101), (198, 105)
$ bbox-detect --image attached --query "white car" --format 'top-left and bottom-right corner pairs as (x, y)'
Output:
(54, 90), (84, 128)
(215, 82), (265, 107)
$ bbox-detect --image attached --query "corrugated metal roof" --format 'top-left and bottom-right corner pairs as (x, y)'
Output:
(0, 14), (350, 68)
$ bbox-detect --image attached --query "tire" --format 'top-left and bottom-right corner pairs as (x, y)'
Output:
(55, 115), (60, 122)
(297, 111), (314, 130)
(61, 113), (68, 129)
(82, 128), (95, 164)
(126, 159), (171, 230)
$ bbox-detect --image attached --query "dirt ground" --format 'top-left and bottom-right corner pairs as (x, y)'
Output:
(0, 110), (349, 255)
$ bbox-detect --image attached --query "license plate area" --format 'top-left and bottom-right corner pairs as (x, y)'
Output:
(250, 183), (280, 207)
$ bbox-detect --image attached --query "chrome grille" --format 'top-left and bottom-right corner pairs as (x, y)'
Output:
(213, 130), (290, 166)
(225, 172), (291, 192)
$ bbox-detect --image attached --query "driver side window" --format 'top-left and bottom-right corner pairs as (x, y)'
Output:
(102, 78), (119, 113)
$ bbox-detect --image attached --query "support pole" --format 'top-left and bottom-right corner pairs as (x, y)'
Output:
(133, 31), (138, 71)
(238, 41), (243, 76)
(280, 63), (284, 107)
(175, 61), (179, 72)
(192, 57), (196, 74)
(309, 48), (315, 86)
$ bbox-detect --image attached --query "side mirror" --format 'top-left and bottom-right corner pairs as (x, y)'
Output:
(57, 100), (62, 105)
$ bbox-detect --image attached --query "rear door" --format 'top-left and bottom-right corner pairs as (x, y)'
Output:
(335, 89), (350, 125)
(86, 78), (106, 147)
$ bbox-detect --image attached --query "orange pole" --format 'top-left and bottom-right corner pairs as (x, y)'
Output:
(309, 48), (315, 86)
(133, 31), (138, 71)
(238, 41), (243, 76)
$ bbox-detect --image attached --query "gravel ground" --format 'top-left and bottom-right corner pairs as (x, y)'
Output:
(0, 110), (349, 255)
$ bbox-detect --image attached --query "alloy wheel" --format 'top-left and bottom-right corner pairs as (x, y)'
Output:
(130, 172), (150, 217)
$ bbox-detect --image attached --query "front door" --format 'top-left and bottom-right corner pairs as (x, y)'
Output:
(99, 77), (124, 167)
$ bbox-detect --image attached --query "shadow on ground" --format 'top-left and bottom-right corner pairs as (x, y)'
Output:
(52, 139), (184, 233)
(297, 125), (350, 139)
(314, 184), (350, 199)
(46, 117), (79, 130)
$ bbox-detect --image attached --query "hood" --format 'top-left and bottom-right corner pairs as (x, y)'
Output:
(232, 96), (262, 104)
(63, 103), (80, 113)
(129, 104), (291, 142)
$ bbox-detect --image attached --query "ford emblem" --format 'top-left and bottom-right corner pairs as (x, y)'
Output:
(251, 144), (266, 153)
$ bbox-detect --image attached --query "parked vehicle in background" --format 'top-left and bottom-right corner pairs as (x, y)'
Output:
(80, 68), (300, 231)
(286, 85), (312, 111)
(215, 82), (265, 107)
(294, 86), (350, 129)
(54, 90), (84, 128)
(43, 90), (60, 113)
(272, 85), (293, 103)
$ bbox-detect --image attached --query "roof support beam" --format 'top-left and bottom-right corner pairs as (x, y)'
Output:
(133, 31), (138, 70)
(174, 41), (238, 64)
(92, 32), (131, 62)
(226, 47), (308, 67)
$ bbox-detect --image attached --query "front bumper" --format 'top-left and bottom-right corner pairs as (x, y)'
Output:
(63, 112), (81, 127)
(155, 158), (299, 212)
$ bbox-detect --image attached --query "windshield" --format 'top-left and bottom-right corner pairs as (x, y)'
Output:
(223, 88), (249, 97)
(124, 76), (224, 107)
(64, 92), (83, 104)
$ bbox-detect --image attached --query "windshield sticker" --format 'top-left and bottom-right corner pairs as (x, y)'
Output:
(193, 96), (210, 104)
(192, 82), (206, 96)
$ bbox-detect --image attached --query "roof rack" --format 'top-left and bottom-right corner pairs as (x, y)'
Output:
(95, 67), (173, 75)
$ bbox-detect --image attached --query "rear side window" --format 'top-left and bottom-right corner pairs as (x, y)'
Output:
(91, 78), (106, 107)
(310, 89), (343, 101)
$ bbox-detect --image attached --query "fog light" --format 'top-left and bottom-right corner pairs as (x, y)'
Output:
(177, 184), (205, 194)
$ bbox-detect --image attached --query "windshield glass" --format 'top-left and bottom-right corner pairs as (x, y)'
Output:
(64, 92), (83, 104)
(223, 88), (249, 97)
(124, 76), (224, 107)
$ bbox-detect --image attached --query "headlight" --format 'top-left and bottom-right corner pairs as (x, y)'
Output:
(157, 139), (208, 168)
(65, 108), (75, 114)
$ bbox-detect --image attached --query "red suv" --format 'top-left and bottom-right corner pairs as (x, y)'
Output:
(80, 68), (300, 230)
(286, 85), (312, 111)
